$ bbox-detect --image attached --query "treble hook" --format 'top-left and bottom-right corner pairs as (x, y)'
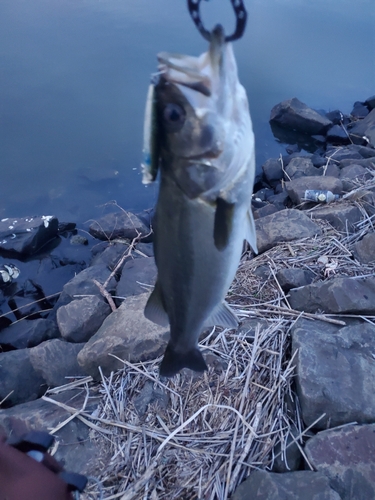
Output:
(187, 0), (247, 42)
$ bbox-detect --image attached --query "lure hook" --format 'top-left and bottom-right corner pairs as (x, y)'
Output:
(187, 0), (247, 42)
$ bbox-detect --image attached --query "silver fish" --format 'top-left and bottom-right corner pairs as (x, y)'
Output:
(143, 25), (257, 377)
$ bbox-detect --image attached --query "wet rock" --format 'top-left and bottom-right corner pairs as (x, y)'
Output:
(0, 216), (59, 256)
(339, 157), (375, 169)
(0, 390), (107, 475)
(89, 211), (149, 241)
(289, 276), (375, 315)
(276, 268), (315, 292)
(35, 259), (85, 302)
(70, 235), (88, 245)
(285, 157), (319, 180)
(365, 95), (375, 110)
(253, 204), (279, 220)
(77, 292), (169, 379)
(305, 424), (375, 500)
(262, 158), (283, 186)
(354, 232), (375, 264)
(116, 258), (157, 303)
(355, 144), (375, 158)
(324, 146), (362, 162)
(347, 108), (375, 147)
(133, 381), (169, 416)
(271, 428), (303, 473)
(134, 242), (154, 257)
(57, 296), (111, 343)
(0, 318), (59, 349)
(311, 154), (327, 167)
(326, 124), (351, 144)
(90, 241), (131, 271)
(325, 110), (345, 125)
(231, 470), (340, 500)
(270, 98), (333, 135)
(311, 203), (362, 232)
(7, 294), (47, 320)
(266, 192), (289, 210)
(292, 319), (375, 428)
(0, 349), (45, 407)
(285, 176), (343, 205)
(350, 101), (369, 119)
(29, 339), (85, 387)
(255, 209), (321, 254)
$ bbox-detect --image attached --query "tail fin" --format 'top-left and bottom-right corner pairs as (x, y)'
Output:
(159, 342), (208, 378)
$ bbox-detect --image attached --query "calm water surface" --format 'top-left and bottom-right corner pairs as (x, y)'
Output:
(0, 0), (374, 223)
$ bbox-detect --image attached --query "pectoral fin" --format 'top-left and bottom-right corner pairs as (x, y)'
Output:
(204, 301), (238, 328)
(214, 197), (235, 251)
(245, 209), (258, 254)
(144, 281), (169, 327)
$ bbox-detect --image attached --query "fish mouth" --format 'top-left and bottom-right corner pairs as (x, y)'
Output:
(157, 24), (226, 99)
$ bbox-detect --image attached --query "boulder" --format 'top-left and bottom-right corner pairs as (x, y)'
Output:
(365, 95), (375, 110)
(292, 319), (375, 428)
(270, 98), (333, 135)
(289, 276), (375, 314)
(347, 109), (375, 146)
(0, 349), (46, 407)
(255, 209), (321, 253)
(276, 268), (315, 292)
(354, 232), (375, 264)
(266, 192), (289, 211)
(89, 211), (149, 241)
(285, 157), (320, 180)
(0, 318), (59, 349)
(77, 292), (169, 378)
(57, 296), (110, 343)
(285, 176), (343, 205)
(231, 470), (340, 500)
(0, 216), (59, 256)
(116, 257), (157, 302)
(311, 203), (362, 232)
(0, 389), (108, 475)
(29, 339), (86, 387)
(262, 158), (283, 186)
(253, 204), (279, 220)
(326, 124), (351, 144)
(305, 424), (375, 500)
(90, 241), (131, 270)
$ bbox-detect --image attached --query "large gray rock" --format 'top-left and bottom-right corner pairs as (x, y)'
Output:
(285, 157), (319, 180)
(0, 390), (108, 476)
(276, 268), (315, 292)
(289, 276), (375, 314)
(0, 216), (59, 256)
(77, 292), (169, 378)
(354, 232), (375, 263)
(305, 424), (375, 500)
(57, 296), (110, 342)
(292, 319), (375, 428)
(116, 257), (157, 301)
(311, 203), (362, 232)
(90, 241), (131, 270)
(0, 349), (45, 407)
(262, 158), (283, 186)
(0, 318), (59, 349)
(231, 470), (340, 500)
(255, 209), (321, 253)
(29, 339), (86, 387)
(285, 176), (343, 205)
(89, 211), (149, 241)
(270, 98), (333, 135)
(348, 108), (375, 147)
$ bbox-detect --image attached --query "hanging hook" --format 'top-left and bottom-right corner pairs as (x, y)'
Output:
(187, 0), (247, 42)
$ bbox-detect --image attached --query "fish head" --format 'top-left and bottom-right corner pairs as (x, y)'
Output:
(151, 25), (253, 199)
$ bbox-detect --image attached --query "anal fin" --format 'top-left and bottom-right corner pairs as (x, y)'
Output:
(144, 281), (169, 327)
(204, 301), (238, 328)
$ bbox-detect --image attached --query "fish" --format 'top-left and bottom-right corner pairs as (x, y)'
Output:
(142, 24), (257, 377)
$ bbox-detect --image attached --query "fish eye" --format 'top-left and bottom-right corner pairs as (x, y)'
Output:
(163, 103), (186, 129)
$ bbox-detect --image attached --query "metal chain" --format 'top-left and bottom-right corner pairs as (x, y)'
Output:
(187, 0), (247, 42)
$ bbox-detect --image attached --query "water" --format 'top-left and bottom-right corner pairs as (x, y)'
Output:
(1, 0), (374, 224)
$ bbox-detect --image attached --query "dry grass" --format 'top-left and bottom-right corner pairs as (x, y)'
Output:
(44, 181), (375, 500)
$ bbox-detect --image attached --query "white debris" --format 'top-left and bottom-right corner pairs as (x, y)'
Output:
(1, 218), (8, 222)
(41, 215), (54, 228)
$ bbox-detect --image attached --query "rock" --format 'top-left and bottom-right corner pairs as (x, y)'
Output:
(0, 318), (59, 349)
(305, 424), (375, 500)
(350, 101), (369, 119)
(231, 470), (340, 500)
(354, 232), (375, 264)
(271, 428), (302, 473)
(285, 176), (343, 205)
(311, 203), (362, 232)
(89, 211), (149, 241)
(284, 157), (319, 180)
(70, 234), (88, 245)
(0, 389), (108, 475)
(35, 260), (85, 302)
(270, 98), (333, 135)
(325, 110), (345, 125)
(266, 192), (289, 211)
(355, 145), (375, 158)
(253, 204), (279, 220)
(339, 157), (375, 169)
(57, 296), (110, 343)
(90, 241), (131, 271)
(340, 164), (369, 184)
(77, 292), (169, 379)
(0, 349), (45, 407)
(116, 258), (157, 302)
(255, 209), (321, 253)
(289, 276), (375, 314)
(133, 381), (169, 416)
(134, 242), (154, 257)
(29, 339), (86, 387)
(347, 108), (375, 147)
(324, 146), (362, 162)
(276, 268), (315, 292)
(237, 319), (270, 342)
(262, 158), (283, 186)
(292, 319), (375, 428)
(326, 124), (351, 144)
(365, 95), (375, 110)
(311, 154), (327, 167)
(0, 216), (59, 257)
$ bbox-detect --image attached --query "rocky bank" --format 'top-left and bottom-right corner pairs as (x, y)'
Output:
(0, 95), (375, 498)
